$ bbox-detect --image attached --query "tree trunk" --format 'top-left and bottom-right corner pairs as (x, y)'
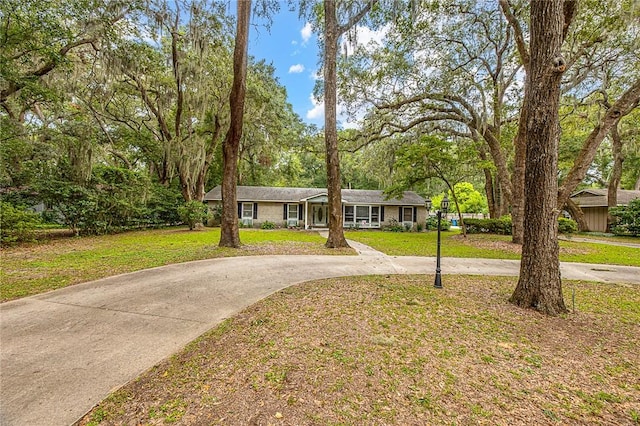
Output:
(511, 107), (527, 244)
(510, 0), (573, 316)
(607, 124), (623, 232)
(323, 0), (349, 248)
(564, 198), (589, 231)
(478, 148), (497, 218)
(448, 185), (467, 237)
(219, 0), (251, 248)
(484, 169), (497, 218)
(480, 128), (514, 211)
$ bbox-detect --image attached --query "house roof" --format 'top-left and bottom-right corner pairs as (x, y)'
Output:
(570, 189), (640, 207)
(203, 185), (426, 206)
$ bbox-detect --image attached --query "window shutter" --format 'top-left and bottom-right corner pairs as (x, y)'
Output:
(413, 207), (417, 222)
(399, 207), (402, 221)
(381, 206), (385, 222)
(237, 202), (242, 217)
(298, 204), (304, 220)
(283, 204), (287, 220)
(253, 203), (258, 219)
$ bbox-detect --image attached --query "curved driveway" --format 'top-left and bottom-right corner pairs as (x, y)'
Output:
(1, 240), (639, 426)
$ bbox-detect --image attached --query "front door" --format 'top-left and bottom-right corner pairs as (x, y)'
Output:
(312, 204), (328, 226)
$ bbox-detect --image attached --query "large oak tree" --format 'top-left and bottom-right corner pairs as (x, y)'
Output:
(219, 0), (251, 248)
(509, 0), (575, 315)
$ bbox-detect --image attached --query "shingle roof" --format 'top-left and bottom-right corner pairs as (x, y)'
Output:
(570, 189), (640, 207)
(203, 186), (426, 206)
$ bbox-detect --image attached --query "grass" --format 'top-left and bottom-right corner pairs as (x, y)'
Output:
(573, 232), (640, 244)
(0, 227), (353, 302)
(345, 230), (640, 266)
(77, 275), (640, 425)
(2, 227), (639, 303)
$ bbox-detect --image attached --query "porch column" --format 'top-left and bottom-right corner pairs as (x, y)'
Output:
(304, 201), (308, 229)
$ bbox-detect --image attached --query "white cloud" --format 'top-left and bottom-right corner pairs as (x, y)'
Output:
(341, 24), (390, 56)
(288, 64), (305, 74)
(306, 96), (324, 120)
(301, 22), (313, 44)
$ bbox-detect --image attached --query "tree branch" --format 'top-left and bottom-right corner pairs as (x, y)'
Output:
(337, 0), (379, 37)
(558, 78), (640, 206)
(498, 0), (529, 70)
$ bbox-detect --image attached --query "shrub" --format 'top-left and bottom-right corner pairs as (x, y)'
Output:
(36, 166), (154, 235)
(557, 217), (578, 234)
(610, 199), (640, 236)
(464, 217), (512, 235)
(465, 215), (578, 235)
(425, 216), (451, 231)
(177, 201), (210, 230)
(261, 221), (276, 229)
(0, 202), (42, 244)
(383, 218), (405, 232)
(147, 183), (183, 226)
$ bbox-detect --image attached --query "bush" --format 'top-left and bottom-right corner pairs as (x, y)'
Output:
(261, 221), (276, 229)
(382, 218), (405, 232)
(464, 216), (512, 235)
(147, 183), (183, 226)
(557, 217), (578, 234)
(610, 199), (640, 236)
(425, 216), (451, 231)
(36, 166), (154, 235)
(177, 200), (210, 230)
(0, 202), (42, 244)
(465, 215), (578, 235)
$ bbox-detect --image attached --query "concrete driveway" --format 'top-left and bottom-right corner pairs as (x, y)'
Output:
(2, 241), (639, 426)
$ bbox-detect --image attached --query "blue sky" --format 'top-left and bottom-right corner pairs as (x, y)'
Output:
(248, 7), (323, 127)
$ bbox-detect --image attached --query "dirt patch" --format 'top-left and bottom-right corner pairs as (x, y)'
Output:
(451, 234), (522, 254)
(77, 276), (640, 425)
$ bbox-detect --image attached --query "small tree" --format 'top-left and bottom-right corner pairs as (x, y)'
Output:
(0, 202), (42, 244)
(177, 201), (210, 231)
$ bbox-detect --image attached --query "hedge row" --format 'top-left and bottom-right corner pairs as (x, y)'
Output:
(464, 216), (578, 235)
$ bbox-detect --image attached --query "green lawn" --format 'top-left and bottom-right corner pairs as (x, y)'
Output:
(0, 227), (348, 302)
(345, 230), (640, 267)
(2, 227), (638, 303)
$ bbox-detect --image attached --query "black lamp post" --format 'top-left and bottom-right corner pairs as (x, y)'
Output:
(434, 194), (449, 289)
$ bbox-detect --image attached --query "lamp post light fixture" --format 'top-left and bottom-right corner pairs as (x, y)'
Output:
(434, 194), (449, 289)
(425, 197), (432, 214)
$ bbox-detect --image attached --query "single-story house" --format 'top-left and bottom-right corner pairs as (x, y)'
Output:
(203, 185), (427, 230)
(570, 189), (640, 232)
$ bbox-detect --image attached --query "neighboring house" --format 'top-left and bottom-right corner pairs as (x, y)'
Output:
(570, 189), (640, 232)
(203, 185), (427, 229)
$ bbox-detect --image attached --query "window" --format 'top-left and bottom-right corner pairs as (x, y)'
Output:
(288, 204), (298, 220)
(371, 206), (380, 223)
(343, 205), (380, 228)
(242, 203), (254, 219)
(356, 206), (369, 223)
(403, 207), (413, 222)
(344, 205), (354, 222)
